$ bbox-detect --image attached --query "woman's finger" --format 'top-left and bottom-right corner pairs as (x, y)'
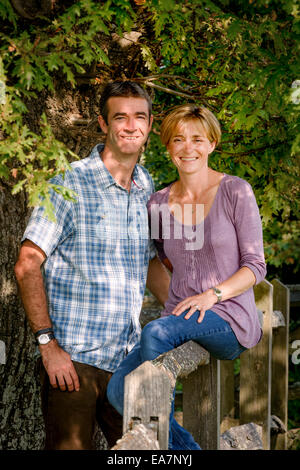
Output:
(172, 297), (200, 316)
(172, 300), (190, 315)
(197, 309), (206, 323)
(172, 303), (191, 316)
(184, 306), (199, 320)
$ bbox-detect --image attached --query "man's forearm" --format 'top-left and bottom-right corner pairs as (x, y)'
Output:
(14, 242), (52, 334)
(15, 266), (52, 333)
(146, 256), (170, 307)
(14, 241), (80, 391)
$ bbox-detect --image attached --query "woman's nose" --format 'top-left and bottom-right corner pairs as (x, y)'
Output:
(183, 140), (194, 152)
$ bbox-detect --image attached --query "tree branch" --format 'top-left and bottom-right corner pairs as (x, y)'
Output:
(217, 141), (289, 157)
(143, 80), (196, 100)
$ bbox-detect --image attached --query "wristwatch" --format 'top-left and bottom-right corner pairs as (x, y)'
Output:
(35, 328), (55, 346)
(212, 287), (222, 303)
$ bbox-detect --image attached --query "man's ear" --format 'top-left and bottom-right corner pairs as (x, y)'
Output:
(98, 115), (108, 134)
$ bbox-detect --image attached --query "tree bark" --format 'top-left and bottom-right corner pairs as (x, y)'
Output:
(0, 184), (44, 449)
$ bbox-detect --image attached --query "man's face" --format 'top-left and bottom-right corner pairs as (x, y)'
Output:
(98, 97), (153, 157)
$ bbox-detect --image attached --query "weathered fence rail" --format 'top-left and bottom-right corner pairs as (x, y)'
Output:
(112, 279), (290, 450)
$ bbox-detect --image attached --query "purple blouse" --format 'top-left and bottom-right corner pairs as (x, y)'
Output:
(147, 174), (267, 349)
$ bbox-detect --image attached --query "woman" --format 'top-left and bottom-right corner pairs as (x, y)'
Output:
(107, 104), (266, 450)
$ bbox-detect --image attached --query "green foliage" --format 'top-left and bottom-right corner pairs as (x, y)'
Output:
(0, 0), (134, 217)
(0, 0), (299, 268)
(142, 0), (300, 272)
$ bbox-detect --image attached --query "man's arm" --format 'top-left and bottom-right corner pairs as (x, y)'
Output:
(146, 256), (171, 307)
(14, 240), (80, 392)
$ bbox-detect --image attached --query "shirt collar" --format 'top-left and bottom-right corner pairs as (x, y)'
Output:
(90, 143), (145, 191)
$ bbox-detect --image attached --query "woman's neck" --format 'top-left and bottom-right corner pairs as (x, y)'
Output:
(175, 167), (215, 199)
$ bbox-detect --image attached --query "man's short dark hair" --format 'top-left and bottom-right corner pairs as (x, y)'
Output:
(99, 81), (152, 124)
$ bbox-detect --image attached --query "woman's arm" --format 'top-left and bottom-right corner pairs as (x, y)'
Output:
(172, 266), (256, 323)
(172, 178), (266, 323)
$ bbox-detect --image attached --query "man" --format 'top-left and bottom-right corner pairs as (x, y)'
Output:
(14, 81), (170, 450)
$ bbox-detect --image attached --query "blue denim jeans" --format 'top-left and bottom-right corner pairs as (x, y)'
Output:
(107, 309), (247, 450)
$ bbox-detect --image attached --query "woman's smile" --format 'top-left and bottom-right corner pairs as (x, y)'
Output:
(167, 120), (216, 174)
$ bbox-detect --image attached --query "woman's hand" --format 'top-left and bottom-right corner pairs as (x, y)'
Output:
(172, 289), (217, 323)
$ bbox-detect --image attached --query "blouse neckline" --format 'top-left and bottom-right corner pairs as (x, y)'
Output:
(165, 173), (227, 227)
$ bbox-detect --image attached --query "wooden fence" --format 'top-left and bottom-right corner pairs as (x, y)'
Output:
(112, 279), (290, 450)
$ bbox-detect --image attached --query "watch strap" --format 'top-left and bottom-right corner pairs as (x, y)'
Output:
(212, 287), (222, 303)
(34, 328), (54, 338)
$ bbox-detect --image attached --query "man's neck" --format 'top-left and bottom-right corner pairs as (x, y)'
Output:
(100, 145), (139, 191)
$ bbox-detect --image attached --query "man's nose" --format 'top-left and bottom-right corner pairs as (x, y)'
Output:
(124, 118), (137, 132)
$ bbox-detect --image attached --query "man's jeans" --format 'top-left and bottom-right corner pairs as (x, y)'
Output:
(107, 309), (247, 450)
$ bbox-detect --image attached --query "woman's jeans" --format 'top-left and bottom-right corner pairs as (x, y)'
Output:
(107, 309), (247, 450)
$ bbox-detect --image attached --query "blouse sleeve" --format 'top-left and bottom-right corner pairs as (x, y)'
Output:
(232, 179), (267, 285)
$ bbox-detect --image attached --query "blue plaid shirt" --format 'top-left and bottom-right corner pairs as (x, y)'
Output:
(22, 144), (156, 372)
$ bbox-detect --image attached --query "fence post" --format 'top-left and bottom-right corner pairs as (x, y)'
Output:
(123, 361), (171, 450)
(271, 279), (290, 450)
(182, 357), (220, 449)
(239, 280), (273, 450)
(220, 360), (235, 423)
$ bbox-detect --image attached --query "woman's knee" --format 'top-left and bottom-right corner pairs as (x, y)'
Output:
(140, 319), (173, 361)
(141, 320), (168, 348)
(106, 374), (123, 415)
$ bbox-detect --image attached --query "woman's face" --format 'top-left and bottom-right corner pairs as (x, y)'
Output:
(167, 120), (216, 175)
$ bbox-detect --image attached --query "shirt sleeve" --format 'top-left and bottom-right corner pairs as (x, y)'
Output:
(21, 176), (75, 257)
(232, 179), (267, 284)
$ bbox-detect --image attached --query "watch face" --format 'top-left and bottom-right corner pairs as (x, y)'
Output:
(38, 334), (50, 345)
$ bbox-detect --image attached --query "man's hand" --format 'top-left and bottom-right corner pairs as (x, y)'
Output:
(40, 340), (80, 392)
(171, 289), (217, 323)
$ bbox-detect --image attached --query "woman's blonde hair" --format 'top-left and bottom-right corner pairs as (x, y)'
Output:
(160, 104), (221, 147)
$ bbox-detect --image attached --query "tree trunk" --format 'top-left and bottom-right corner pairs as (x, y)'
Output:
(0, 87), (109, 450)
(0, 184), (45, 449)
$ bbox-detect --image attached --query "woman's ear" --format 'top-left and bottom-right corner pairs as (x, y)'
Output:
(209, 141), (216, 154)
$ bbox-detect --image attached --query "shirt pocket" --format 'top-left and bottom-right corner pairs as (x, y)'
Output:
(95, 205), (127, 240)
